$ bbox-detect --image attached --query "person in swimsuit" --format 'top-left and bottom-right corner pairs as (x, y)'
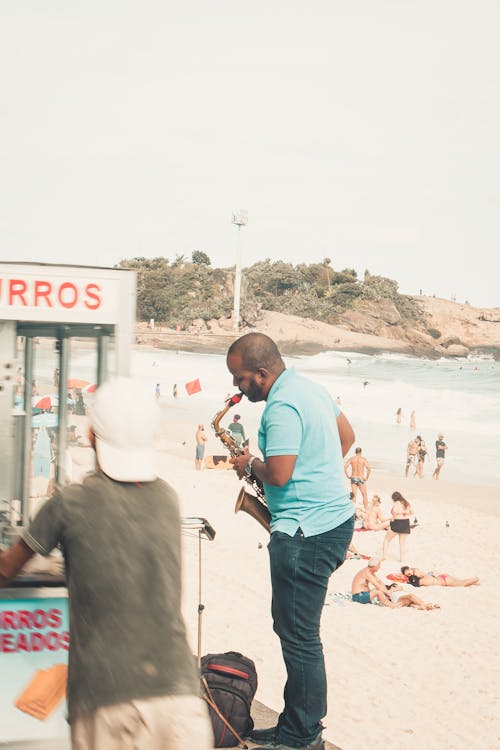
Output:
(405, 437), (420, 477)
(386, 583), (440, 610)
(351, 558), (393, 606)
(401, 566), (480, 587)
(382, 491), (413, 562)
(362, 495), (390, 531)
(195, 424), (207, 470)
(344, 447), (371, 509)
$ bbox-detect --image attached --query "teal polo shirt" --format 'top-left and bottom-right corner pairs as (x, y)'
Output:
(258, 368), (353, 537)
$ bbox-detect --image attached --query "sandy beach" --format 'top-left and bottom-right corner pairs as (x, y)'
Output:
(155, 405), (499, 750)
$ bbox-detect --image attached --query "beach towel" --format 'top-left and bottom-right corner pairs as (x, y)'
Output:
(386, 573), (408, 582)
(328, 592), (353, 607)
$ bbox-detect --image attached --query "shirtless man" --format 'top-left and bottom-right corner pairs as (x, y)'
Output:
(363, 495), (390, 530)
(344, 447), (371, 509)
(351, 558), (393, 606)
(432, 434), (447, 479)
(405, 436), (420, 477)
(195, 424), (207, 470)
(401, 566), (480, 587)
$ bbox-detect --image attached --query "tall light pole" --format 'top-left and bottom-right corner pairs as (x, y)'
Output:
(231, 209), (248, 331)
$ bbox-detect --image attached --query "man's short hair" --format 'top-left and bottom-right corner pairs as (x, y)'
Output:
(227, 333), (284, 373)
(355, 447), (362, 454)
(368, 557), (380, 568)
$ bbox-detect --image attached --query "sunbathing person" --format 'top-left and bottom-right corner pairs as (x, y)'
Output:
(363, 495), (390, 530)
(386, 583), (440, 610)
(351, 558), (393, 606)
(401, 566), (480, 587)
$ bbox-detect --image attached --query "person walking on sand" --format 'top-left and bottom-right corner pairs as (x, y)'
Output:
(409, 410), (416, 430)
(351, 558), (393, 606)
(382, 491), (413, 562)
(226, 332), (355, 750)
(401, 566), (480, 587)
(0, 378), (214, 750)
(155, 382), (161, 399)
(395, 407), (403, 424)
(195, 423), (207, 470)
(432, 434), (447, 479)
(344, 447), (371, 510)
(405, 436), (420, 477)
(227, 413), (247, 448)
(363, 495), (391, 530)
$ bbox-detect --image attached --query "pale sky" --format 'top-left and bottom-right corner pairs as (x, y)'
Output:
(1, 1), (499, 307)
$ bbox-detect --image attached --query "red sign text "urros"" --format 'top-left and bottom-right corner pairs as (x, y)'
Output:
(0, 278), (102, 310)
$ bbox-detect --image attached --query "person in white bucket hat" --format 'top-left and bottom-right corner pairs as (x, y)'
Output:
(0, 377), (213, 750)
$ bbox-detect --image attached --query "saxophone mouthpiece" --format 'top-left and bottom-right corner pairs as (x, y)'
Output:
(229, 392), (244, 406)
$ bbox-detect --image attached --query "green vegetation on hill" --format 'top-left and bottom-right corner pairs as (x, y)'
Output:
(118, 254), (424, 330)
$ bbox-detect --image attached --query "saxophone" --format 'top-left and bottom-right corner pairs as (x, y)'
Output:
(211, 393), (271, 533)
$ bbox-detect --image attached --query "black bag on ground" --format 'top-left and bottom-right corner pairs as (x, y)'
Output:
(200, 651), (258, 747)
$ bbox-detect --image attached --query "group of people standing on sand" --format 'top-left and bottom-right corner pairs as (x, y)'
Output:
(406, 432), (447, 479)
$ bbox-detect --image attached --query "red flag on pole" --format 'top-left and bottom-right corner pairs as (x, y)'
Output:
(185, 378), (202, 396)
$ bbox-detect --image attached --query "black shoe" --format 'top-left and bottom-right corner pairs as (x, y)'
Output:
(257, 734), (324, 750)
(249, 726), (279, 745)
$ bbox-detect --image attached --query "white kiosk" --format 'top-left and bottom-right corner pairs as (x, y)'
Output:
(0, 262), (136, 749)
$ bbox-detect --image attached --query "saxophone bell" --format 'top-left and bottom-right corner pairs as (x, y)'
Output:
(235, 487), (271, 534)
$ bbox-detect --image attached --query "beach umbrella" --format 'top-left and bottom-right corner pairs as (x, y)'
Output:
(67, 378), (91, 389)
(83, 383), (97, 393)
(32, 394), (58, 410)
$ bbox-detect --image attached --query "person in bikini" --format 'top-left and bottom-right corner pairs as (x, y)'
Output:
(401, 566), (480, 587)
(386, 583), (440, 610)
(362, 495), (391, 531)
(344, 447), (371, 509)
(351, 558), (393, 606)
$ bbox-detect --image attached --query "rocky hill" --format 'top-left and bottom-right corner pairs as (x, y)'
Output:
(135, 296), (500, 359)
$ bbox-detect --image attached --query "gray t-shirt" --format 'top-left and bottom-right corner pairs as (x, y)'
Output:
(22, 472), (199, 722)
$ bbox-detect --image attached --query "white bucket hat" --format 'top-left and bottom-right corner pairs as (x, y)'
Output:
(89, 377), (159, 482)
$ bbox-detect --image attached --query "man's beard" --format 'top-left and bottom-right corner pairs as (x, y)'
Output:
(244, 379), (264, 402)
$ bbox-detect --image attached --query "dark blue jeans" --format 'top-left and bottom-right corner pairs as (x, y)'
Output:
(268, 516), (354, 748)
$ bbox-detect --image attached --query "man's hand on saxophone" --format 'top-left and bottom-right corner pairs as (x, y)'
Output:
(230, 450), (252, 480)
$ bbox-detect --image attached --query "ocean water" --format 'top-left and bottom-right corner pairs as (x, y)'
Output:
(130, 348), (500, 489)
(26, 342), (500, 488)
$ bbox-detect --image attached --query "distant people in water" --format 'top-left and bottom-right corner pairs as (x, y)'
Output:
(409, 410), (416, 430)
(344, 447), (371, 510)
(396, 407), (402, 424)
(401, 566), (479, 587)
(432, 434), (447, 479)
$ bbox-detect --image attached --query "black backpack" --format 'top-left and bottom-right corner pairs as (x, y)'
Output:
(200, 651), (258, 747)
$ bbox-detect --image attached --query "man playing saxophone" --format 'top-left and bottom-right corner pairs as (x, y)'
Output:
(226, 333), (355, 750)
